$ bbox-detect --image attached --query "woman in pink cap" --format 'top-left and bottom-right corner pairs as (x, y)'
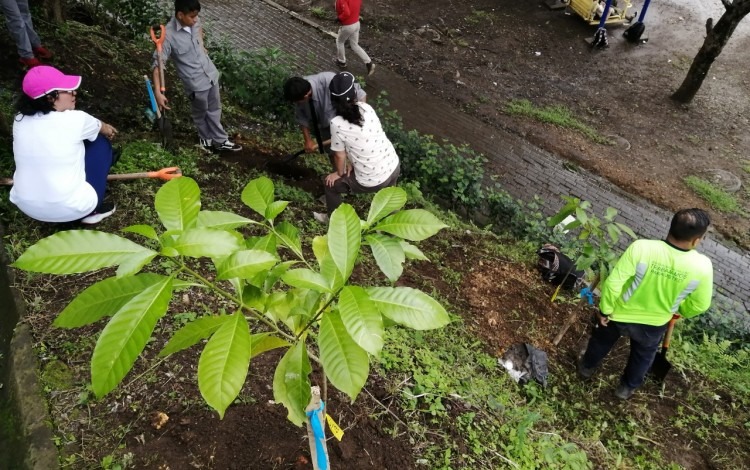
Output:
(10, 65), (119, 224)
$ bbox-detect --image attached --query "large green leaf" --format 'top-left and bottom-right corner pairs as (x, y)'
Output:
(159, 315), (229, 356)
(173, 228), (244, 259)
(247, 234), (278, 256)
(272, 341), (311, 426)
(55, 273), (167, 328)
(547, 197), (579, 227)
(275, 221), (302, 258)
(13, 230), (157, 274)
(328, 204), (361, 280)
(115, 250), (158, 278)
(155, 177), (201, 232)
(91, 277), (173, 397)
(281, 268), (332, 293)
(366, 187), (407, 226)
(216, 250), (278, 280)
(400, 241), (429, 261)
(366, 233), (405, 282)
(615, 222), (637, 240)
(241, 176), (274, 217)
(265, 200), (289, 221)
(197, 210), (253, 230)
(250, 333), (290, 359)
(367, 286), (450, 330)
(338, 286), (384, 356)
(198, 312), (252, 419)
(313, 235), (344, 291)
(374, 210), (447, 241)
(319, 311), (369, 401)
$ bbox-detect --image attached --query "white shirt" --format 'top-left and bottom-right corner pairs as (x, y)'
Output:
(10, 110), (101, 222)
(330, 102), (400, 187)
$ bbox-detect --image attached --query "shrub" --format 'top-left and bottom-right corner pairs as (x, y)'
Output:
(209, 41), (295, 124)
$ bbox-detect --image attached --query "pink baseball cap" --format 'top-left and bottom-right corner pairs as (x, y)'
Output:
(22, 65), (82, 99)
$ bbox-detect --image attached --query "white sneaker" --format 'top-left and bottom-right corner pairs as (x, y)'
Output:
(313, 212), (330, 224)
(81, 203), (116, 224)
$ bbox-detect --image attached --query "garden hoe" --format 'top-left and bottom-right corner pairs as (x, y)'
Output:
(150, 24), (174, 151)
(648, 315), (677, 382)
(0, 167), (182, 186)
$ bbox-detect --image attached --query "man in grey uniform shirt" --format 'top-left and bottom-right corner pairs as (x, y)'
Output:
(283, 71), (366, 156)
(152, 0), (240, 152)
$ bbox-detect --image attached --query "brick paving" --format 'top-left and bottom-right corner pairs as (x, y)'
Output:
(202, 0), (749, 312)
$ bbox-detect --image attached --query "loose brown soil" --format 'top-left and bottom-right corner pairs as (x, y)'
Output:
(279, 0), (750, 248)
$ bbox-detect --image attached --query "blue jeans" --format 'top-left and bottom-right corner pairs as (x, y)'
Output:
(581, 318), (668, 389)
(83, 135), (113, 206)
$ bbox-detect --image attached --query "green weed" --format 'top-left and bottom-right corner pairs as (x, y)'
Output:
(506, 99), (611, 145)
(465, 9), (494, 25)
(310, 7), (333, 20)
(684, 176), (743, 214)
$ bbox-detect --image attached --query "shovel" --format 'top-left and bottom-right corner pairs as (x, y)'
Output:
(649, 316), (677, 382)
(279, 139), (332, 164)
(150, 25), (174, 151)
(0, 167), (182, 186)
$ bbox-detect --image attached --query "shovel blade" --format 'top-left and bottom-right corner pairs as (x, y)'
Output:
(279, 149), (305, 164)
(157, 116), (174, 151)
(649, 350), (672, 382)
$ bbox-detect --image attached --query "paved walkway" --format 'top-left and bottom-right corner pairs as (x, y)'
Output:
(202, 0), (749, 312)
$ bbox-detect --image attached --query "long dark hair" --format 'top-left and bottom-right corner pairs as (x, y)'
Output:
(15, 92), (56, 118)
(332, 96), (363, 127)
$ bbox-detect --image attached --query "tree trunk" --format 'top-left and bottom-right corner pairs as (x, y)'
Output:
(672, 0), (750, 103)
(42, 0), (64, 23)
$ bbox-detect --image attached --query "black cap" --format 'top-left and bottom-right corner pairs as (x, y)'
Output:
(329, 72), (357, 102)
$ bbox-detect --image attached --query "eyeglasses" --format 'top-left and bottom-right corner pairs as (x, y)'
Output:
(58, 90), (77, 95)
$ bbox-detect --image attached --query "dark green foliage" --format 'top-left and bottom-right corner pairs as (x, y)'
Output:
(209, 43), (295, 124)
(681, 296), (750, 345)
(377, 99), (487, 213)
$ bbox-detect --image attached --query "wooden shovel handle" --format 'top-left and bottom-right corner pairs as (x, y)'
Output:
(662, 316), (677, 350)
(552, 275), (601, 346)
(2, 168), (181, 186)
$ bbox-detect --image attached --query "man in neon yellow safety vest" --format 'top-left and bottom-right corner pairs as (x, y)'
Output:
(578, 208), (714, 400)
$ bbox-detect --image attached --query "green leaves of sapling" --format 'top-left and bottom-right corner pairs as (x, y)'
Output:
(13, 230), (157, 275)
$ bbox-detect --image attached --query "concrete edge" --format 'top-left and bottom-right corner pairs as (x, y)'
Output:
(260, 0), (338, 39)
(1, 224), (59, 470)
(9, 322), (59, 470)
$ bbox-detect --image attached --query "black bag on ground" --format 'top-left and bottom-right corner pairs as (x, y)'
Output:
(623, 21), (645, 43)
(536, 244), (584, 290)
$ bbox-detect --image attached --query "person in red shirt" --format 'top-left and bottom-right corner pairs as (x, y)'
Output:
(334, 0), (375, 76)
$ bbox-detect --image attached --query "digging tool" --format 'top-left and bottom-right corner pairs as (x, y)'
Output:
(0, 167), (182, 186)
(150, 24), (174, 151)
(648, 315), (677, 382)
(280, 139), (332, 164)
(144, 74), (159, 123)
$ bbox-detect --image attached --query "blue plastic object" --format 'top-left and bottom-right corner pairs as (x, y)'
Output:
(145, 77), (158, 114)
(305, 401), (328, 470)
(580, 287), (594, 306)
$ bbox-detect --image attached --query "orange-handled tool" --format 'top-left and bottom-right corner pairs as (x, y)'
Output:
(150, 25), (167, 94)
(1, 167), (182, 186)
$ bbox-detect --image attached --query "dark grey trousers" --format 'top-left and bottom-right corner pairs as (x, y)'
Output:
(189, 81), (228, 144)
(2, 0), (41, 58)
(325, 163), (401, 215)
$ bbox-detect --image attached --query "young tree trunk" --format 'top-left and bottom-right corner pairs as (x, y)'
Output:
(42, 0), (64, 23)
(671, 0), (750, 103)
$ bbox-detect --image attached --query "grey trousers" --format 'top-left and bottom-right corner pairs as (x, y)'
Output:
(1, 0), (41, 58)
(336, 21), (371, 65)
(189, 81), (228, 143)
(325, 163), (400, 215)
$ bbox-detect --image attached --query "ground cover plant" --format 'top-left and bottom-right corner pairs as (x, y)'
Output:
(1, 7), (750, 470)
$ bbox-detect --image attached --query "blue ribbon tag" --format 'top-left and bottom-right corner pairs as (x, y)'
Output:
(305, 401), (327, 470)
